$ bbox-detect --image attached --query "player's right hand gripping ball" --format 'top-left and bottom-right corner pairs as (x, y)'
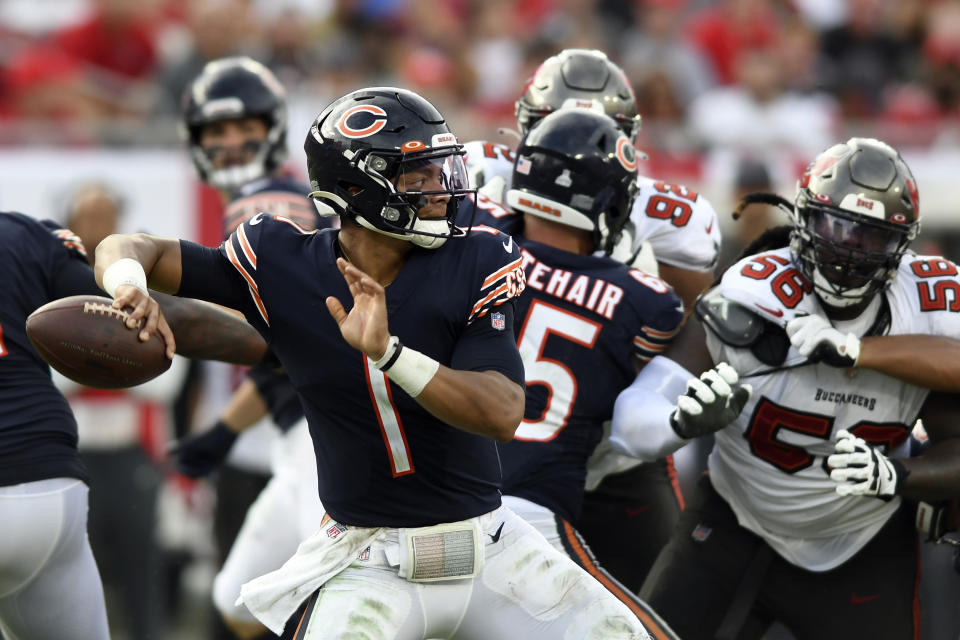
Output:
(670, 362), (752, 439)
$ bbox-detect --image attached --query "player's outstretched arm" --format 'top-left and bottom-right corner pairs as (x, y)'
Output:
(829, 391), (960, 502)
(657, 263), (714, 317)
(326, 258), (524, 441)
(787, 314), (960, 391)
(155, 294), (267, 365)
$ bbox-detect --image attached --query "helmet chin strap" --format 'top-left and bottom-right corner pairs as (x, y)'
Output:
(354, 214), (451, 250)
(812, 268), (874, 308)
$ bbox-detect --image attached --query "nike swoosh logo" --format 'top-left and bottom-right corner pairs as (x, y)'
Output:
(850, 593), (880, 605)
(502, 236), (513, 253)
(488, 521), (505, 543)
(755, 304), (784, 318)
(705, 220), (714, 234)
(625, 505), (650, 516)
(249, 213), (265, 225)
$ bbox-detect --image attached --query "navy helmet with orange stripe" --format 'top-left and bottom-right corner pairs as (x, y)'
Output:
(305, 87), (475, 249)
(506, 109), (639, 255)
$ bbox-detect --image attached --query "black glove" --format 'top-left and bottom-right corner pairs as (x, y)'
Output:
(168, 420), (239, 477)
(670, 362), (752, 439)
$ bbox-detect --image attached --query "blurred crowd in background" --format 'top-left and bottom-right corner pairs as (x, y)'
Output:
(2, 1), (960, 638)
(3, 0), (960, 151)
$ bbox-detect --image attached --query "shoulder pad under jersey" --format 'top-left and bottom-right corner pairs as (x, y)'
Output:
(696, 287), (791, 367)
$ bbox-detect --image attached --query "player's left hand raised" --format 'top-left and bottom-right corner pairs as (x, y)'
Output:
(326, 257), (392, 360)
(786, 313), (859, 368)
(828, 429), (908, 500)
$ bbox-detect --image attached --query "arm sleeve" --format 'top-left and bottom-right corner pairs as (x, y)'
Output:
(176, 240), (253, 314)
(50, 257), (103, 299)
(247, 365), (303, 430)
(609, 355), (695, 461)
(450, 299), (524, 386)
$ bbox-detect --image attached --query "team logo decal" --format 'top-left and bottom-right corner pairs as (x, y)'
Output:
(616, 136), (638, 172)
(335, 105), (388, 139)
(402, 140), (426, 152)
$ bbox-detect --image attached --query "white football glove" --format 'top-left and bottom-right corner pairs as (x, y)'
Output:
(828, 429), (907, 500)
(785, 313), (860, 368)
(670, 362), (752, 439)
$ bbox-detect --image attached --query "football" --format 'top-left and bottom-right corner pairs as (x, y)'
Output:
(26, 295), (171, 389)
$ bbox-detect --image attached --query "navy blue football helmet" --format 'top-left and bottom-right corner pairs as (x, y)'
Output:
(305, 87), (474, 249)
(507, 109), (639, 254)
(181, 57), (288, 191)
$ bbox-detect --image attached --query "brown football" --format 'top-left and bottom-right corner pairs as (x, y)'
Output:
(26, 295), (171, 389)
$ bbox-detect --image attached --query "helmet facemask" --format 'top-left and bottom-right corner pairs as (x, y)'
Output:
(311, 143), (474, 249)
(792, 200), (916, 308)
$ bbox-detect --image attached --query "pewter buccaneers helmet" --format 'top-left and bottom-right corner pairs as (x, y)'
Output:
(791, 137), (920, 309)
(507, 109), (639, 255)
(181, 57), (288, 191)
(515, 49), (642, 141)
(305, 87), (474, 249)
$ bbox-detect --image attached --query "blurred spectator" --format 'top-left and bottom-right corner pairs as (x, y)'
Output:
(466, 0), (525, 116)
(155, 0), (258, 116)
(820, 0), (918, 118)
(54, 0), (162, 79)
(55, 181), (189, 640)
(717, 157), (782, 271)
(923, 0), (960, 117)
(685, 0), (780, 85)
(621, 0), (715, 106)
(1, 47), (102, 127)
(687, 46), (837, 156)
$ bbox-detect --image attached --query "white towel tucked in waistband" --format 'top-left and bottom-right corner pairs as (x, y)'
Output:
(237, 519), (384, 634)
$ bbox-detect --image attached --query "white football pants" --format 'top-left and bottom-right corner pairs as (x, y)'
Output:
(214, 419), (325, 623)
(291, 505), (651, 640)
(0, 478), (109, 640)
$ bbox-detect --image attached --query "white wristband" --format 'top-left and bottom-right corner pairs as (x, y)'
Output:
(373, 336), (439, 398)
(102, 258), (148, 298)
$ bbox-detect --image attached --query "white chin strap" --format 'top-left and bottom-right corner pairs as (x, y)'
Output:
(209, 162), (266, 191)
(355, 215), (450, 250)
(812, 268), (873, 308)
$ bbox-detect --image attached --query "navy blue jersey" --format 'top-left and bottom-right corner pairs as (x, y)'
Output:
(177, 216), (526, 527)
(224, 173), (330, 237)
(0, 212), (102, 487)
(226, 174), (331, 430)
(499, 237), (684, 522)
(456, 192), (522, 238)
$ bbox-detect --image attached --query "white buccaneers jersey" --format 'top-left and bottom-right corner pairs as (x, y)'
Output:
(463, 140), (516, 202)
(629, 175), (720, 272)
(708, 248), (960, 571)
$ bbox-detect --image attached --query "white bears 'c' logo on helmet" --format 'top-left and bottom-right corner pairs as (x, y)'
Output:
(335, 105), (388, 139)
(616, 136), (638, 172)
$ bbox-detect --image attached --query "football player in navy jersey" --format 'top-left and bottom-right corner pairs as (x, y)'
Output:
(469, 109), (684, 639)
(175, 56), (332, 640)
(95, 88), (653, 639)
(0, 211), (268, 640)
(461, 48), (722, 592)
(608, 139), (960, 639)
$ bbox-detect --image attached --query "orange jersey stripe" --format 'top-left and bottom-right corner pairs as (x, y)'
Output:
(559, 520), (677, 640)
(482, 258), (522, 290)
(225, 240), (269, 324)
(237, 224), (257, 269)
(470, 282), (509, 318)
(643, 325), (681, 340)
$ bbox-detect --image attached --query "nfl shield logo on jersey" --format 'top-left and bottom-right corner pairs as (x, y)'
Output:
(326, 522), (348, 539)
(691, 523), (712, 543)
(491, 312), (506, 331)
